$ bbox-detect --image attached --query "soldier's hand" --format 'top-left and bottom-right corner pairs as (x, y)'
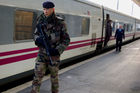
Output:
(35, 36), (45, 47)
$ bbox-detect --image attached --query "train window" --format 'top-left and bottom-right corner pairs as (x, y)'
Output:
(136, 24), (140, 31)
(61, 14), (90, 37)
(126, 24), (132, 32)
(130, 25), (133, 31)
(81, 17), (90, 35)
(65, 15), (82, 37)
(114, 22), (128, 32)
(123, 24), (126, 31)
(126, 24), (129, 31)
(111, 21), (116, 32)
(15, 10), (33, 41)
(116, 22), (133, 32)
(130, 24), (132, 31)
(115, 22), (119, 30)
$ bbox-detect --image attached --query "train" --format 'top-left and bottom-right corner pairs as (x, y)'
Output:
(0, 0), (140, 87)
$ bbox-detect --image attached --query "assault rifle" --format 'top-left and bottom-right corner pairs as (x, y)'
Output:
(36, 22), (53, 66)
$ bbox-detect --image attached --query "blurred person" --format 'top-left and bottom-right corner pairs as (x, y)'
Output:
(115, 25), (125, 52)
(104, 14), (112, 47)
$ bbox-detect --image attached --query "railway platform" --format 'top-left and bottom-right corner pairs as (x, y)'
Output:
(3, 39), (140, 93)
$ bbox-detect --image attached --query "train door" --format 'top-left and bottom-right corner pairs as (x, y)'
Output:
(96, 6), (105, 52)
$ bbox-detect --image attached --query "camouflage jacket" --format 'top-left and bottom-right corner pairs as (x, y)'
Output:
(34, 13), (70, 56)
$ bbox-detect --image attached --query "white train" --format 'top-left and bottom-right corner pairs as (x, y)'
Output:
(0, 0), (140, 87)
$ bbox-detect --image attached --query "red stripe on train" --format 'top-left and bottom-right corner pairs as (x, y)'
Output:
(0, 47), (38, 57)
(0, 42), (92, 66)
(0, 53), (38, 66)
(66, 42), (91, 50)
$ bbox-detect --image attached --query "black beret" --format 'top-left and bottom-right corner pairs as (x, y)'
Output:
(42, 1), (55, 9)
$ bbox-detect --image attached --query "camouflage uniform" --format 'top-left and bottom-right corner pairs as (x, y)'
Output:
(31, 13), (70, 93)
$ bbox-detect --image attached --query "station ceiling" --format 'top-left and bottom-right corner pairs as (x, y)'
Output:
(132, 0), (140, 6)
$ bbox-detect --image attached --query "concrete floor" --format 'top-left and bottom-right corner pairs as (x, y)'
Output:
(6, 40), (140, 93)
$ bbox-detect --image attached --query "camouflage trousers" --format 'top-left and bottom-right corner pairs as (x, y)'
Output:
(31, 54), (60, 93)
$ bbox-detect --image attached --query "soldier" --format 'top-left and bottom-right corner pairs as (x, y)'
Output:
(115, 25), (125, 52)
(31, 1), (70, 93)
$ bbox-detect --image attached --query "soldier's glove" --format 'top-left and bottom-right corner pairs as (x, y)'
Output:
(35, 36), (45, 47)
(49, 48), (60, 56)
